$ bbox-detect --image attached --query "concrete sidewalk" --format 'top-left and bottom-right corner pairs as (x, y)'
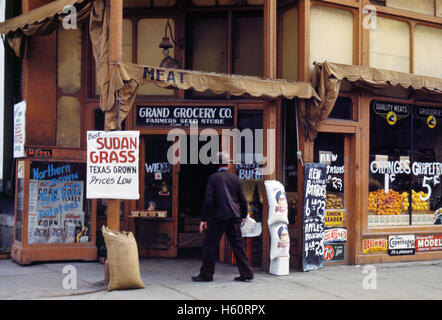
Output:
(1, 258), (442, 300)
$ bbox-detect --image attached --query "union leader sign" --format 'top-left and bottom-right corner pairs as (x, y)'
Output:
(87, 131), (140, 200)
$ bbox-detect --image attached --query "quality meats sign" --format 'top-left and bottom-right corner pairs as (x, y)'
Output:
(87, 131), (140, 199)
(416, 235), (442, 252)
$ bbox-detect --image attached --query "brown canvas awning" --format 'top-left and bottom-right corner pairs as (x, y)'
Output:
(303, 61), (442, 140)
(0, 0), (92, 56)
(100, 62), (320, 130)
(89, 0), (320, 130)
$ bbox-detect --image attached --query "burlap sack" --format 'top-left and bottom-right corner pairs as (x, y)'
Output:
(102, 226), (145, 291)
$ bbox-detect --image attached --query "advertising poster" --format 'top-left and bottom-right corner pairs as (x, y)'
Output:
(388, 235), (415, 256)
(362, 239), (388, 254)
(416, 235), (442, 252)
(87, 131), (140, 199)
(13, 101), (26, 158)
(301, 163), (328, 272)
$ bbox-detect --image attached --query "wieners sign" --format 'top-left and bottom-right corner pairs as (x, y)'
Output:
(86, 131), (140, 200)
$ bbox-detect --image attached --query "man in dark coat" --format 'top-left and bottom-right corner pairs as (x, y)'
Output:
(192, 152), (254, 282)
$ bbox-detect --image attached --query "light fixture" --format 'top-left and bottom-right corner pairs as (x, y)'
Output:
(159, 19), (181, 69)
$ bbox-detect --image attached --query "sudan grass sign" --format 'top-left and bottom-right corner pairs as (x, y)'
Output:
(87, 131), (140, 200)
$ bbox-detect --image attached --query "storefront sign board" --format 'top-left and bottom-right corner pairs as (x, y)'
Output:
(136, 105), (234, 128)
(87, 131), (140, 200)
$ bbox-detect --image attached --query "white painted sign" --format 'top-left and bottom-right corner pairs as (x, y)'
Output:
(86, 131), (140, 199)
(13, 101), (26, 158)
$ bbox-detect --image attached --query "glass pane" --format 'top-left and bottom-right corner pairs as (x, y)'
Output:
(414, 25), (442, 79)
(281, 6), (298, 81)
(137, 19), (175, 96)
(28, 162), (91, 244)
(189, 17), (228, 98)
(191, 17), (228, 74)
(310, 5), (353, 73)
(282, 101), (298, 225)
(328, 97), (353, 120)
(368, 101), (411, 227)
(144, 135), (173, 217)
(58, 26), (81, 94)
(369, 17), (410, 73)
(387, 0), (435, 16)
(411, 106), (442, 226)
(314, 133), (346, 211)
(233, 16), (263, 77)
(438, 0), (442, 17)
(57, 96), (81, 148)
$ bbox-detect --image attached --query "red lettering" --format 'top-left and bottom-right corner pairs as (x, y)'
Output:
(109, 151), (119, 163)
(90, 151), (99, 164)
(96, 137), (104, 150)
(119, 150), (127, 163)
(100, 151), (109, 163)
(127, 150), (136, 163)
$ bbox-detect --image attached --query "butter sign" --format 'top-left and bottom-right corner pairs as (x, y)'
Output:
(325, 210), (344, 227)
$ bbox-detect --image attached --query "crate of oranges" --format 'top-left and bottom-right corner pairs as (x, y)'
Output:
(368, 189), (403, 215)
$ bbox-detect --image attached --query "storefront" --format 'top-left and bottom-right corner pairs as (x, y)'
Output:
(1, 0), (441, 270)
(0, 0), (321, 267)
(307, 61), (442, 265)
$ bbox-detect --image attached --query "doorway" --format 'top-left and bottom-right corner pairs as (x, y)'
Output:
(177, 137), (219, 258)
(313, 132), (355, 265)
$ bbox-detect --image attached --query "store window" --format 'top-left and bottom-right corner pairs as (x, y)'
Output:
(369, 17), (410, 73)
(368, 101), (442, 227)
(327, 96), (354, 120)
(28, 161), (92, 244)
(187, 12), (263, 97)
(138, 18), (176, 96)
(414, 25), (442, 79)
(144, 135), (173, 217)
(310, 5), (354, 73)
(57, 25), (82, 148)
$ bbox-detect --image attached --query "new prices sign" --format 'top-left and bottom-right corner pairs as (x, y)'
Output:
(87, 131), (140, 199)
(388, 235), (415, 256)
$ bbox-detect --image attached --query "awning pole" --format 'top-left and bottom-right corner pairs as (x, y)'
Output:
(107, 0), (123, 231)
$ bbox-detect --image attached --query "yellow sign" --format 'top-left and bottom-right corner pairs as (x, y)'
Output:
(386, 111), (397, 126)
(427, 115), (436, 129)
(325, 210), (344, 227)
(362, 239), (388, 254)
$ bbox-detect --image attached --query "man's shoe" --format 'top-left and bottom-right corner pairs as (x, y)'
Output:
(234, 275), (254, 282)
(191, 275), (213, 282)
